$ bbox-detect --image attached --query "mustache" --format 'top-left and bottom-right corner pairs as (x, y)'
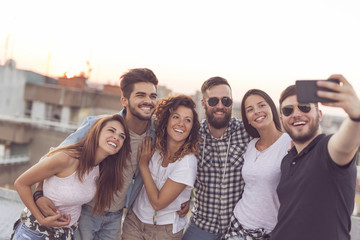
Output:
(139, 103), (155, 108)
(212, 108), (227, 113)
(291, 117), (307, 123)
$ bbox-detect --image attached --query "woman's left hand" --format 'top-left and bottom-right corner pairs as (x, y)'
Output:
(138, 137), (154, 168)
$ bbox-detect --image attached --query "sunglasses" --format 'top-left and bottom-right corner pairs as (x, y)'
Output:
(281, 104), (311, 117)
(207, 97), (233, 107)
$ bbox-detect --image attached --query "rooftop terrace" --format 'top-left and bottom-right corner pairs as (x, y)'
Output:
(1, 187), (360, 240)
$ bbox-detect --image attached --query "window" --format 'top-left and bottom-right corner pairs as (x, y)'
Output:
(25, 101), (33, 117)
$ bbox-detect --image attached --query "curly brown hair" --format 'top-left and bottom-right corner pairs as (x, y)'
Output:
(154, 95), (200, 162)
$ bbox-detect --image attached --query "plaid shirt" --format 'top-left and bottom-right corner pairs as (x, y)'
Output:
(192, 117), (250, 236)
(224, 215), (271, 240)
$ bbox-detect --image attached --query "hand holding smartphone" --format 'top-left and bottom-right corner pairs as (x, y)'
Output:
(295, 78), (340, 103)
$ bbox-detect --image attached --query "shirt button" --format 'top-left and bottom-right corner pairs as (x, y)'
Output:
(292, 162), (296, 165)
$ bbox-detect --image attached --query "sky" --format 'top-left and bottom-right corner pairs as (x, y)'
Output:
(1, 0), (359, 116)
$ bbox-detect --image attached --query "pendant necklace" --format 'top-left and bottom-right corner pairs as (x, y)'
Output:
(254, 149), (261, 162)
(254, 140), (262, 162)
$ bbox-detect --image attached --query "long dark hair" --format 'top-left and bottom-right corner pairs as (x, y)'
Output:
(154, 95), (200, 162)
(241, 89), (282, 138)
(48, 114), (131, 215)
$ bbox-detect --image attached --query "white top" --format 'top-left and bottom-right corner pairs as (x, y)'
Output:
(132, 150), (197, 233)
(234, 133), (291, 232)
(43, 165), (99, 226)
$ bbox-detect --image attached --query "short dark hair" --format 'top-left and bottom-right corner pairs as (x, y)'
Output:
(279, 85), (296, 107)
(201, 76), (231, 95)
(279, 85), (318, 108)
(154, 95), (200, 162)
(120, 68), (158, 98)
(241, 89), (282, 138)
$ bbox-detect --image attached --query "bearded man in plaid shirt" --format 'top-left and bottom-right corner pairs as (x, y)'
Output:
(182, 77), (251, 240)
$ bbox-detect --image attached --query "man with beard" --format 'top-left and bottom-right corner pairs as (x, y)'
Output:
(34, 68), (187, 239)
(271, 74), (360, 240)
(182, 77), (251, 240)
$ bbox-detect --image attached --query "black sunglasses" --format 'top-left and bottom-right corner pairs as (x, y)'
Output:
(281, 104), (311, 117)
(207, 97), (233, 107)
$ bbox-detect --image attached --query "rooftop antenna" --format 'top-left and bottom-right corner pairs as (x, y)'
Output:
(4, 34), (10, 62)
(46, 51), (51, 76)
(86, 49), (93, 79)
(10, 31), (15, 61)
(86, 60), (92, 79)
(3, 16), (16, 63)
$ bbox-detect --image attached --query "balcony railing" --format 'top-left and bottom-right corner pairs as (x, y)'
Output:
(0, 155), (29, 165)
(0, 114), (78, 132)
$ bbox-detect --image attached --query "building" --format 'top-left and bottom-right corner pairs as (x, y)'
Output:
(0, 61), (125, 186)
(0, 116), (73, 185)
(0, 59), (57, 118)
(0, 60), (181, 187)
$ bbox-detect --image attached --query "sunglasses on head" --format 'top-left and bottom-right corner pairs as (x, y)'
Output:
(281, 104), (311, 117)
(207, 97), (233, 107)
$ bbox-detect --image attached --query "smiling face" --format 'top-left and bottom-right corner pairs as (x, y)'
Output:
(166, 105), (194, 145)
(122, 82), (157, 121)
(202, 84), (232, 129)
(244, 94), (274, 132)
(280, 95), (321, 144)
(98, 120), (126, 162)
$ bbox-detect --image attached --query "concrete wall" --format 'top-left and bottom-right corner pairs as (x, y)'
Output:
(0, 61), (26, 117)
(352, 216), (360, 240)
(24, 82), (123, 125)
(0, 121), (70, 186)
(0, 188), (24, 240)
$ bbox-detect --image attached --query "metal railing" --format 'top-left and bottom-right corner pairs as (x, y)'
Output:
(0, 114), (78, 132)
(0, 155), (29, 165)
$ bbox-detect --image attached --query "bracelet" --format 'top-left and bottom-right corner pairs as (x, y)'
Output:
(350, 116), (360, 122)
(33, 190), (44, 202)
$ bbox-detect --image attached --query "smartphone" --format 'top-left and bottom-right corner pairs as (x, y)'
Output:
(295, 78), (340, 103)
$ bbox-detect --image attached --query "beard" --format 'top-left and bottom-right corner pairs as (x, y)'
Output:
(205, 104), (232, 129)
(127, 102), (154, 121)
(283, 116), (320, 144)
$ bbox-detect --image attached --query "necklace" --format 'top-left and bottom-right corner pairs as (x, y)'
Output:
(254, 149), (261, 162)
(253, 132), (283, 162)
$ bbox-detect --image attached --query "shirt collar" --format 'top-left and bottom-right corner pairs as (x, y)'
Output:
(289, 134), (326, 158)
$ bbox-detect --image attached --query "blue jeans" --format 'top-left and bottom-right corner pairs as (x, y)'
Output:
(12, 222), (46, 240)
(12, 222), (71, 240)
(228, 236), (244, 240)
(182, 218), (221, 240)
(77, 204), (123, 240)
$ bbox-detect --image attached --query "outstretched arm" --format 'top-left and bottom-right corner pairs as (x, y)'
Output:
(14, 152), (72, 227)
(138, 137), (187, 211)
(317, 74), (360, 165)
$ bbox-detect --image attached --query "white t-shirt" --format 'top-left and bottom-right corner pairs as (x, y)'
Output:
(132, 150), (197, 233)
(234, 133), (291, 232)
